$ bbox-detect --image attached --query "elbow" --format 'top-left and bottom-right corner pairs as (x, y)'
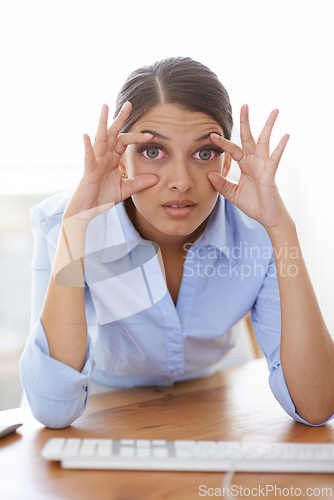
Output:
(32, 410), (75, 430)
(24, 388), (88, 429)
(30, 401), (84, 429)
(296, 405), (334, 427)
(301, 412), (333, 427)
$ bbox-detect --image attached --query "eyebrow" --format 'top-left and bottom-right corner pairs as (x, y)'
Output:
(141, 130), (222, 142)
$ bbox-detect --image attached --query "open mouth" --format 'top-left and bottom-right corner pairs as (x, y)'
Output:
(162, 200), (195, 208)
(162, 200), (196, 218)
(165, 204), (194, 208)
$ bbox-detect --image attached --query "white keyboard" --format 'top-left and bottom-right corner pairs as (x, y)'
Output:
(42, 438), (334, 473)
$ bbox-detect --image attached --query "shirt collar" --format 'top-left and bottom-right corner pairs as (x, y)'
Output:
(99, 194), (235, 263)
(114, 201), (146, 243)
(193, 195), (235, 259)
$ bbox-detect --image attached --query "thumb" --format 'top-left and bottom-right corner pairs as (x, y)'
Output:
(121, 174), (159, 199)
(208, 172), (237, 204)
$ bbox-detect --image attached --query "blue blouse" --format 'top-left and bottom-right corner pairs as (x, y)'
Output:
(20, 191), (333, 428)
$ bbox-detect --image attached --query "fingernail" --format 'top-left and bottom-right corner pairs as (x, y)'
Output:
(123, 101), (131, 108)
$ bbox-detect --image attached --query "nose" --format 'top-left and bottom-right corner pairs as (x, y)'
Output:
(167, 158), (194, 192)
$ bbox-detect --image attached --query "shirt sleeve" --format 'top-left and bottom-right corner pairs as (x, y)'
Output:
(19, 201), (96, 429)
(251, 253), (334, 427)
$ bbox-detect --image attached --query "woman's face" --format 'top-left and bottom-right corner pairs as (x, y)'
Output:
(120, 103), (231, 245)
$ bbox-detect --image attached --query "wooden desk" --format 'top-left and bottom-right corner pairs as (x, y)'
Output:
(1, 359), (333, 500)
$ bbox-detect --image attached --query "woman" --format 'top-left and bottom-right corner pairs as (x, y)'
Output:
(20, 57), (334, 429)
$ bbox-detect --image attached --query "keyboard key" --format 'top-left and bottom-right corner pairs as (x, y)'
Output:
(175, 449), (193, 459)
(137, 448), (151, 458)
(41, 438), (66, 460)
(136, 440), (151, 447)
(80, 440), (97, 457)
(174, 440), (196, 449)
(152, 440), (167, 446)
(119, 446), (135, 458)
(97, 440), (113, 458)
(153, 447), (168, 458)
(63, 439), (81, 457)
(120, 439), (135, 445)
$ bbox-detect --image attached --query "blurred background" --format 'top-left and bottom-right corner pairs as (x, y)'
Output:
(1, 0), (333, 409)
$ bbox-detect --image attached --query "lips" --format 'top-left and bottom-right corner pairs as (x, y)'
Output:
(162, 200), (196, 218)
(162, 199), (195, 208)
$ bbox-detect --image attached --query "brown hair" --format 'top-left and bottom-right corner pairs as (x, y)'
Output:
(114, 57), (233, 140)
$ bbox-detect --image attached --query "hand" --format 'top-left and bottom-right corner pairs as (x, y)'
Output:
(208, 105), (290, 231)
(64, 102), (158, 222)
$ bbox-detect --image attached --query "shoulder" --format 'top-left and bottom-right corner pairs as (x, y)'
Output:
(225, 199), (272, 249)
(30, 189), (74, 232)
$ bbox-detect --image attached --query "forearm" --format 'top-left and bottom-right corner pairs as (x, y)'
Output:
(267, 217), (334, 424)
(41, 215), (89, 372)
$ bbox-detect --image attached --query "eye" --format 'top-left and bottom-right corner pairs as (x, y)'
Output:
(142, 147), (167, 160)
(192, 149), (218, 161)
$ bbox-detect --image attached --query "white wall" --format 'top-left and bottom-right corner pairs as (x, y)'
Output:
(1, 0), (334, 331)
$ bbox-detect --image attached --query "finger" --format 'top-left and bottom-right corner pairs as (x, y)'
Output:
(267, 134), (290, 175)
(83, 134), (96, 174)
(114, 132), (153, 156)
(210, 133), (244, 163)
(107, 101), (133, 151)
(208, 171), (238, 204)
(93, 104), (109, 157)
(240, 104), (256, 154)
(256, 109), (279, 160)
(121, 174), (159, 199)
